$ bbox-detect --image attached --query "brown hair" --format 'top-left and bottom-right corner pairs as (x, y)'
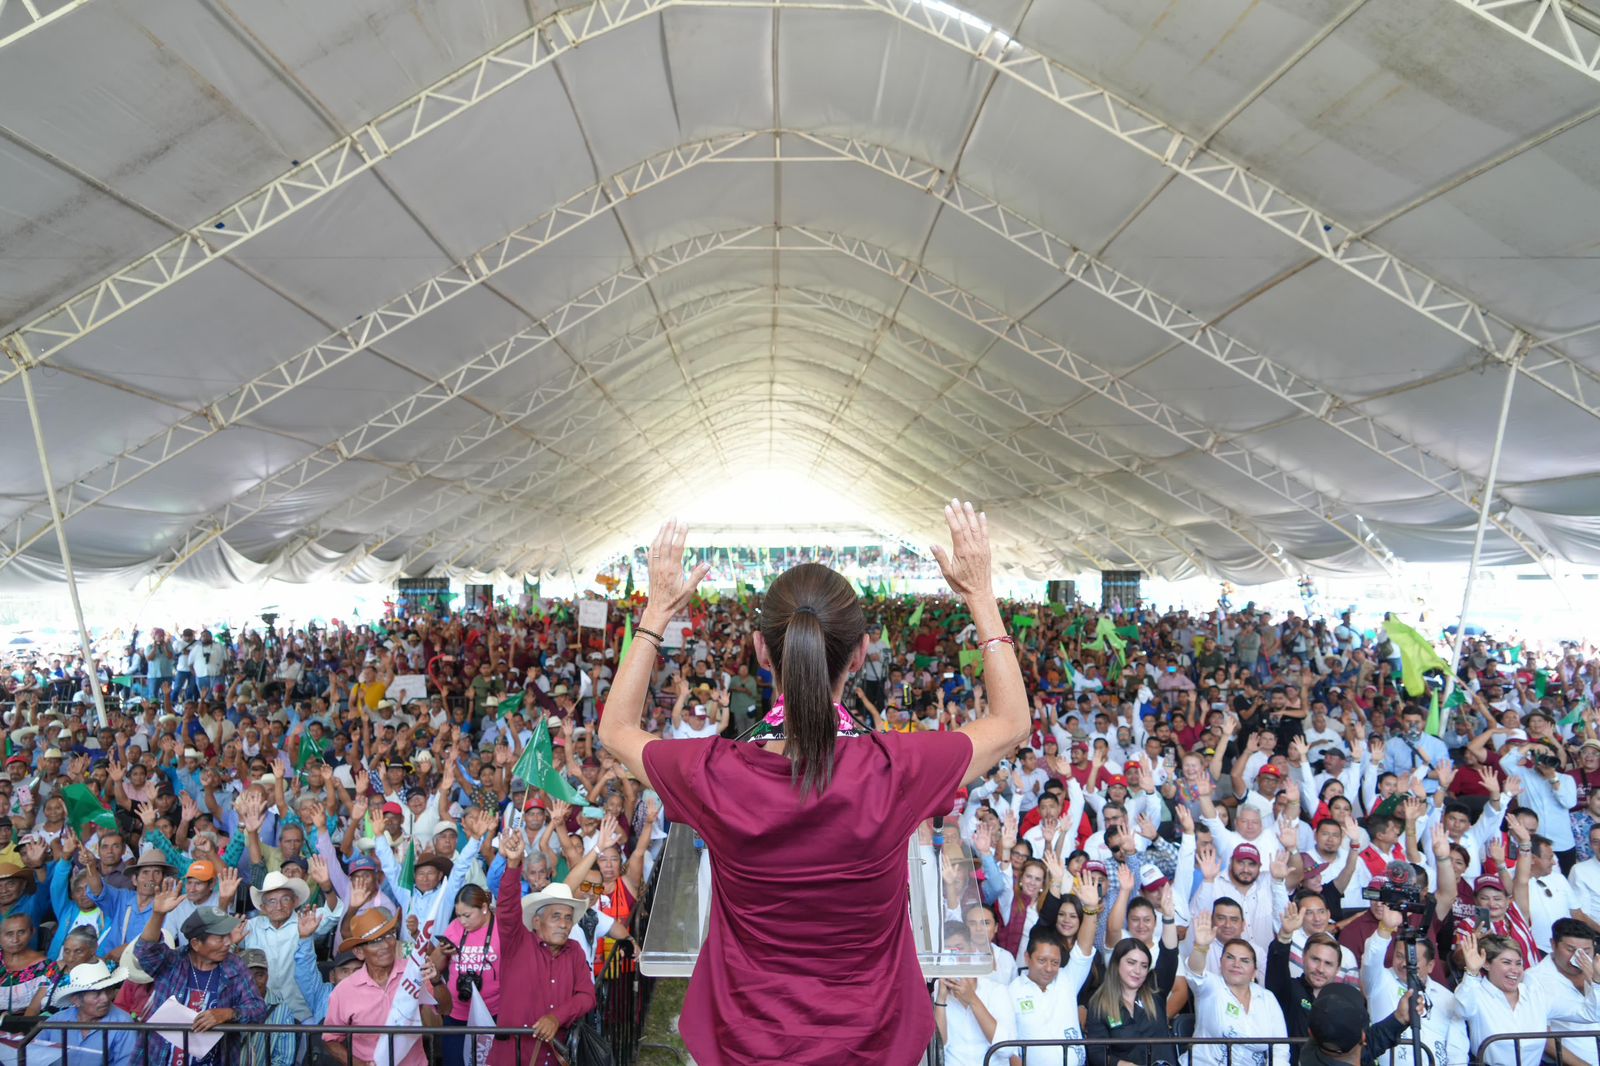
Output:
(760, 563), (864, 797)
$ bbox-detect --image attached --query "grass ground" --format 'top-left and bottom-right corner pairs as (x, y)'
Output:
(637, 978), (691, 1065)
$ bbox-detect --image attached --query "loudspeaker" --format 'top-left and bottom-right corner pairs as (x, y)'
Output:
(1100, 570), (1142, 611)
(1046, 580), (1077, 605)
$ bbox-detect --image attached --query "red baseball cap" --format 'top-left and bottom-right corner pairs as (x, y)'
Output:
(1258, 765), (1283, 778)
(1234, 843), (1261, 863)
(381, 802), (403, 817)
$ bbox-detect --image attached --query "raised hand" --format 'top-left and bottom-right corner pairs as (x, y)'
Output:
(1197, 844), (1221, 882)
(307, 855), (329, 886)
(137, 801), (158, 829)
(1504, 775), (1524, 799)
(1191, 911), (1214, 950)
(549, 800), (572, 824)
(1158, 883), (1176, 919)
(929, 500), (991, 600)
(972, 822), (994, 858)
(179, 793), (199, 823)
(1076, 873), (1101, 910)
(151, 878), (184, 914)
(644, 521), (712, 618)
(1459, 930), (1487, 975)
(1175, 804), (1195, 835)
(1435, 760), (1456, 795)
(20, 840), (46, 868)
(1278, 816), (1299, 850)
(1430, 822), (1452, 860)
(1043, 845), (1066, 887)
(1270, 848), (1290, 882)
(218, 867), (241, 907)
(500, 830), (526, 865)
(297, 907), (322, 939)
(1280, 900), (1303, 936)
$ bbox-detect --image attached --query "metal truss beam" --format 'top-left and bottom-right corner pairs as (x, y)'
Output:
(0, 137), (763, 577)
(0, 0), (90, 51)
(776, 227), (1398, 571)
(868, 0), (1600, 427)
(1444, 0), (1600, 86)
(374, 287), (1284, 577)
(14, 126), (1518, 579)
(316, 284), (1290, 579)
(14, 0), (1598, 445)
(142, 229), (768, 583)
(610, 323), (1210, 575)
(560, 364), (1152, 574)
(0, 0), (684, 371)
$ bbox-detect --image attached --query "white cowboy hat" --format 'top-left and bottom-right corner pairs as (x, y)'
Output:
(250, 871), (311, 911)
(520, 883), (588, 930)
(59, 959), (129, 997)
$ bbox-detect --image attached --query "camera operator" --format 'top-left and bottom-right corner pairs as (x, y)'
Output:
(1360, 904), (1468, 1066)
(1501, 737), (1579, 870)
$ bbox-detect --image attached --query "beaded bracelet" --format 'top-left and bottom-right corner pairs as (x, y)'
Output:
(635, 625), (666, 643)
(979, 635), (1017, 654)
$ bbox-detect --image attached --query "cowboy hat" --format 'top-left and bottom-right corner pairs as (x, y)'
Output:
(520, 883), (588, 930)
(59, 960), (128, 998)
(130, 848), (175, 874)
(337, 907), (401, 954)
(415, 854), (452, 877)
(250, 871), (311, 911)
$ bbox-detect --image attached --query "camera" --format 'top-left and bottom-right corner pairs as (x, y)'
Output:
(456, 969), (483, 1003)
(1532, 749), (1562, 771)
(1362, 878), (1431, 915)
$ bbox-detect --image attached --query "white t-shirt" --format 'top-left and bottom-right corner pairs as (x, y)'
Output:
(672, 719), (720, 740)
(1007, 946), (1097, 1066)
(941, 976), (1017, 1066)
(1186, 962), (1289, 1066)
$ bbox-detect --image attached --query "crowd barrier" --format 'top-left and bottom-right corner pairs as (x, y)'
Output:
(13, 1021), (586, 1066)
(1480, 1030), (1600, 1065)
(981, 1035), (1443, 1066)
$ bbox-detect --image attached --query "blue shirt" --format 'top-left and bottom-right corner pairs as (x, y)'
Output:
(1382, 733), (1450, 793)
(31, 1004), (139, 1066)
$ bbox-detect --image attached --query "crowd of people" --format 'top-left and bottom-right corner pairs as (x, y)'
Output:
(1, 562), (1599, 1066)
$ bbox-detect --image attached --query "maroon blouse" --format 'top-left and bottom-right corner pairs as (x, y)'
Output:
(644, 730), (973, 1065)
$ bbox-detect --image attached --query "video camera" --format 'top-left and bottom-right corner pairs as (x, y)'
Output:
(1361, 860), (1434, 917)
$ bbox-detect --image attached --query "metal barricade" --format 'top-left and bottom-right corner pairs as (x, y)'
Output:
(14, 1021), (568, 1066)
(1480, 1029), (1600, 1066)
(984, 1035), (1304, 1066)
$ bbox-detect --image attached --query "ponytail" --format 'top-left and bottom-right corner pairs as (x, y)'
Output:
(762, 564), (866, 798)
(783, 609), (836, 798)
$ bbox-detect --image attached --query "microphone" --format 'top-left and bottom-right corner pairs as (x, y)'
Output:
(932, 815), (945, 848)
(1385, 860), (1415, 887)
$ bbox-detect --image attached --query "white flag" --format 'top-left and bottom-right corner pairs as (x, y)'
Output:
(468, 983), (497, 1066)
(373, 944), (428, 1066)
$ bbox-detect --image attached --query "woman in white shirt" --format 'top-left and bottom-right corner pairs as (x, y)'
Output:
(1183, 912), (1289, 1066)
(1458, 932), (1600, 1066)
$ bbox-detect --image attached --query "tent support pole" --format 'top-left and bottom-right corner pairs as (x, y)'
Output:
(1446, 340), (1526, 683)
(3, 336), (112, 730)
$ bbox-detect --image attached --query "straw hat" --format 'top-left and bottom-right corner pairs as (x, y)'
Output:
(337, 907), (401, 954)
(249, 871), (311, 911)
(519, 883), (588, 930)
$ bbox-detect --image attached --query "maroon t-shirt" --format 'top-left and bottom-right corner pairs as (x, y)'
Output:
(643, 730), (973, 1066)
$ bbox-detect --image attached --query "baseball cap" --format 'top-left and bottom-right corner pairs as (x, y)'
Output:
(1257, 765), (1282, 778)
(381, 802), (403, 817)
(1234, 843), (1261, 863)
(181, 907), (239, 942)
(1138, 865), (1169, 893)
(239, 948), (269, 971)
(1474, 874), (1508, 896)
(186, 860), (217, 883)
(1309, 983), (1368, 1054)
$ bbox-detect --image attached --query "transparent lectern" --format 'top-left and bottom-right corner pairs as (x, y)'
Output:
(639, 822), (995, 978)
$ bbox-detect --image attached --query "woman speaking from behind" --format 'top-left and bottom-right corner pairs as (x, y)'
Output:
(600, 502), (1029, 1065)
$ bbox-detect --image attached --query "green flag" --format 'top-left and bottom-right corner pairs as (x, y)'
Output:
(1058, 644), (1076, 685)
(511, 720), (588, 805)
(61, 784), (118, 835)
(1426, 690), (1442, 737)
(847, 575), (865, 596)
(1115, 625), (1140, 642)
(621, 613), (634, 660)
(624, 567), (634, 599)
(1534, 671), (1549, 699)
(1507, 644), (1524, 666)
(958, 648), (984, 676)
(1444, 688), (1469, 713)
(1385, 618), (1450, 698)
(111, 675), (138, 689)
(1011, 614), (1037, 629)
(1049, 602), (1066, 618)
(295, 732), (329, 769)
(1084, 618), (1126, 655)
(1064, 619), (1086, 638)
(1560, 699), (1587, 729)
(398, 839), (416, 892)
(495, 692), (524, 719)
(907, 602), (924, 629)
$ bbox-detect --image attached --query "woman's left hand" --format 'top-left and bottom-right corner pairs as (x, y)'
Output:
(644, 521), (710, 620)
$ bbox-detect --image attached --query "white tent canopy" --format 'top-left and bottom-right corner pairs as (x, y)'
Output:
(3, 0), (1600, 590)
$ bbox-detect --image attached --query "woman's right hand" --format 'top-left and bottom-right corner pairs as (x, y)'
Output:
(930, 500), (991, 601)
